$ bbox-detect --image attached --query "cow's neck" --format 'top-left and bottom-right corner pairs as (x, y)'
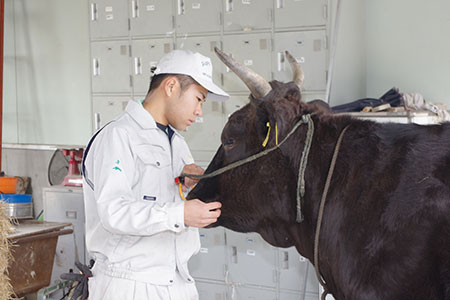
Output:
(285, 114), (359, 293)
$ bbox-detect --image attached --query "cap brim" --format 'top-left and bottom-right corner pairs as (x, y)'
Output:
(192, 75), (229, 102)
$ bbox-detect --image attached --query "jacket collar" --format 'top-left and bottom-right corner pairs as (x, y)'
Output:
(125, 100), (184, 139)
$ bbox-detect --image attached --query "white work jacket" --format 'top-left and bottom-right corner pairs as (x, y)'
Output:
(83, 100), (200, 285)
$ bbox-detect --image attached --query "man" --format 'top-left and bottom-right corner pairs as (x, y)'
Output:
(82, 50), (229, 299)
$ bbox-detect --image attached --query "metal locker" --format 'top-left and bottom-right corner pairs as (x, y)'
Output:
(89, 0), (129, 39)
(222, 33), (272, 93)
(231, 286), (277, 300)
(278, 246), (319, 293)
(273, 30), (327, 92)
(222, 95), (249, 126)
(274, 0), (328, 29)
(181, 100), (224, 162)
(225, 230), (278, 288)
(130, 0), (174, 36)
(132, 38), (174, 94)
(175, 0), (222, 35)
(43, 187), (86, 284)
(92, 96), (131, 131)
(176, 36), (222, 88)
(279, 291), (320, 300)
(223, 0), (272, 32)
(189, 227), (227, 281)
(91, 41), (132, 93)
(196, 280), (227, 300)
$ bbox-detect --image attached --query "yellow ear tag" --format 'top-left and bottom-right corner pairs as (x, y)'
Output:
(275, 122), (278, 145)
(262, 122), (271, 147)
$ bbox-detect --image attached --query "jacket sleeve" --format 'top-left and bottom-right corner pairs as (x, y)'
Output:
(92, 126), (185, 236)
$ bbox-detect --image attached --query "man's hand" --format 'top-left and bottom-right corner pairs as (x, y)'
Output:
(184, 199), (221, 228)
(181, 164), (204, 191)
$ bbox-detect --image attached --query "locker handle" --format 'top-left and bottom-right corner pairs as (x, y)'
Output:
(225, 0), (233, 12)
(177, 0), (185, 15)
(134, 57), (142, 75)
(277, 52), (285, 72)
(92, 58), (100, 76)
(282, 251), (289, 269)
(66, 211), (77, 219)
(323, 5), (328, 20)
(131, 0), (138, 18)
(91, 3), (98, 21)
(231, 246), (237, 264)
(94, 113), (101, 131)
(276, 0), (283, 9)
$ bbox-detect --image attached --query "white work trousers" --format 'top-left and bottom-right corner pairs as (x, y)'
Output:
(88, 271), (199, 300)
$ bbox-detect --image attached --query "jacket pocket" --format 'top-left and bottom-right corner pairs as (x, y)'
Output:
(135, 145), (170, 202)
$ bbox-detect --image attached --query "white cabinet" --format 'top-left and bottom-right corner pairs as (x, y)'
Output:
(43, 187), (87, 284)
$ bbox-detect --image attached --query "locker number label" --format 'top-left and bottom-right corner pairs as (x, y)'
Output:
(146, 5), (156, 11)
(200, 247), (209, 254)
(192, 3), (201, 9)
(246, 249), (256, 256)
(242, 0), (252, 4)
(244, 59), (253, 66)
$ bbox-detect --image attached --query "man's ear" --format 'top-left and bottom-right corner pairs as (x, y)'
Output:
(163, 76), (178, 97)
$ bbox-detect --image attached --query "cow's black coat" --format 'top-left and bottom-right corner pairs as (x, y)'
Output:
(188, 81), (450, 300)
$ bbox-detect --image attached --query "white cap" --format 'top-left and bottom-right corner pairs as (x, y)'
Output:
(154, 50), (229, 102)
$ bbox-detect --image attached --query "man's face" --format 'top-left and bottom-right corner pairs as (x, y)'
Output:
(166, 82), (208, 131)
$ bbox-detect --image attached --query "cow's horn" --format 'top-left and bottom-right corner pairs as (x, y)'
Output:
(285, 51), (304, 90)
(214, 47), (271, 99)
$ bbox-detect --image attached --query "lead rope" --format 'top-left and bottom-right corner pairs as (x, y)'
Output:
(314, 125), (350, 300)
(180, 114), (315, 181)
(296, 114), (314, 222)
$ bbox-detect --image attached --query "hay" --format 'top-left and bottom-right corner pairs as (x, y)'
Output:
(0, 201), (16, 300)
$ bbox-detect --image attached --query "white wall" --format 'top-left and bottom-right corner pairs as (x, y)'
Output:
(3, 0), (92, 145)
(366, 0), (450, 105)
(329, 0), (367, 106)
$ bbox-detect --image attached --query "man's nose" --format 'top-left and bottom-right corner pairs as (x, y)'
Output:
(195, 103), (203, 117)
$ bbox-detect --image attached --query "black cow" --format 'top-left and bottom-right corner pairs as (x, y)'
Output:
(187, 48), (450, 300)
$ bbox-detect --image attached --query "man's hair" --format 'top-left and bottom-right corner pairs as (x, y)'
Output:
(147, 73), (199, 95)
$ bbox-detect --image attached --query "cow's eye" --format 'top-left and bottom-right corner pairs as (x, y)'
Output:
(223, 138), (235, 147)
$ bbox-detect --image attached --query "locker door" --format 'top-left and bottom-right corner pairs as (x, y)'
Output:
(43, 188), (85, 283)
(279, 291), (320, 300)
(181, 100), (224, 163)
(232, 286), (277, 300)
(89, 0), (129, 39)
(91, 41), (131, 93)
(92, 96), (131, 130)
(196, 281), (227, 300)
(189, 227), (227, 281)
(226, 230), (277, 288)
(132, 38), (173, 94)
(176, 0), (222, 35)
(176, 36), (222, 88)
(222, 33), (272, 93)
(273, 30), (327, 92)
(278, 246), (320, 293)
(274, 0), (328, 29)
(130, 0), (174, 36)
(222, 95), (249, 126)
(223, 0), (272, 32)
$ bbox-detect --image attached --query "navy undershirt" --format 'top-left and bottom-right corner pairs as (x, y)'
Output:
(156, 122), (174, 142)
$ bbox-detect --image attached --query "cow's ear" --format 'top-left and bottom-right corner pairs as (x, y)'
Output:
(285, 82), (302, 103)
